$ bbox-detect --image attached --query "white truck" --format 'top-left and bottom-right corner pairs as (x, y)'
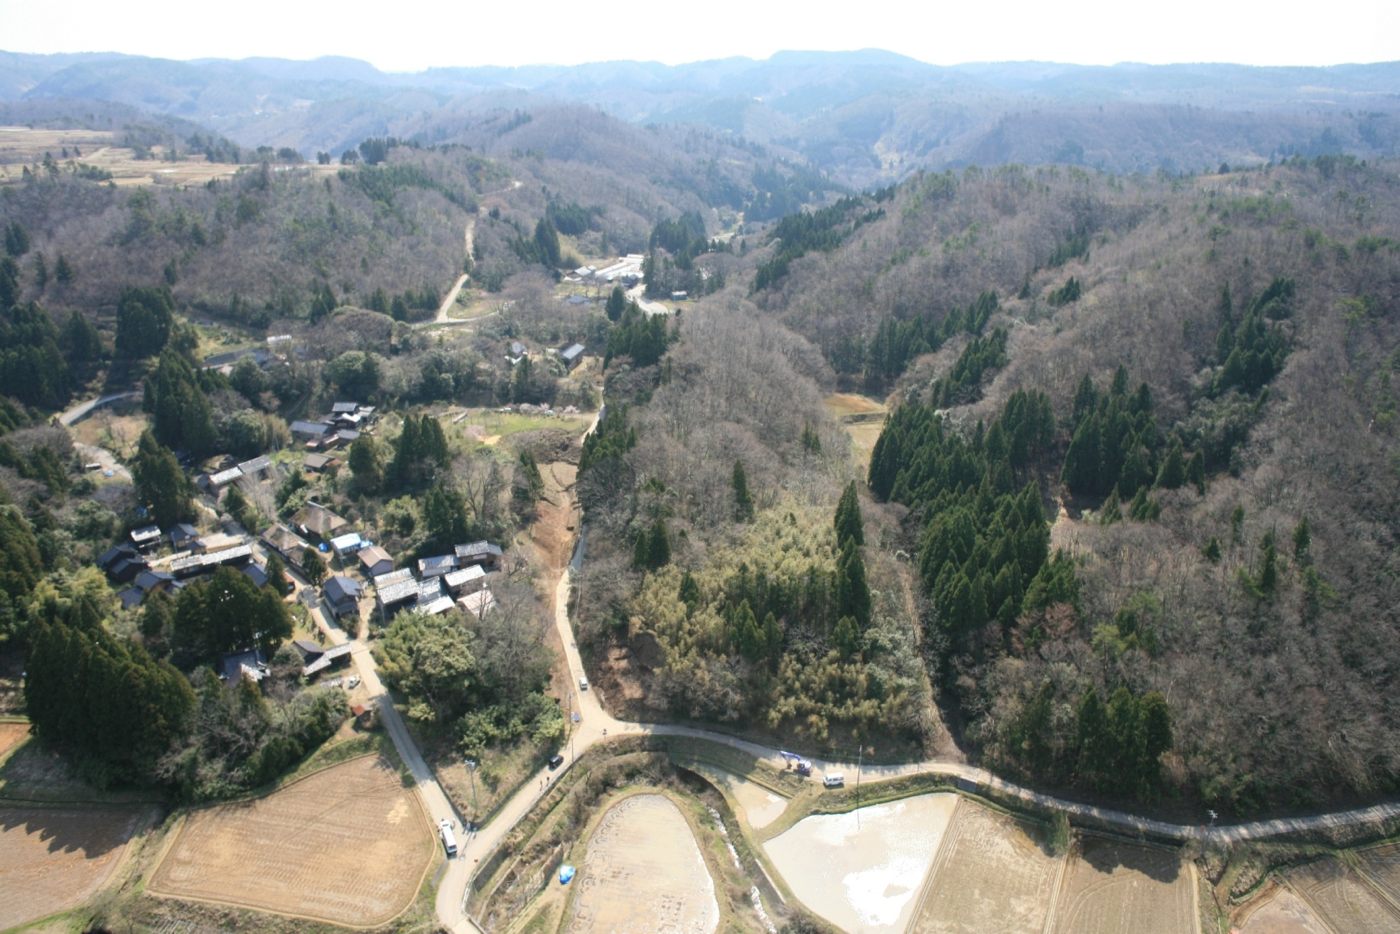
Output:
(439, 818), (458, 857)
(823, 772), (845, 788)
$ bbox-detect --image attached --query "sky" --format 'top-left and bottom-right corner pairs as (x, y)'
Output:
(1, 0), (1397, 73)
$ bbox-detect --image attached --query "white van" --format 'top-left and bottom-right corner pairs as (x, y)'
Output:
(823, 773), (845, 788)
(579, 676), (589, 691)
(439, 818), (458, 857)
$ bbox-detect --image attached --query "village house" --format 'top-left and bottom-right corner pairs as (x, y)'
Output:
(292, 639), (354, 678)
(292, 502), (348, 540)
(261, 524), (311, 569)
(169, 523), (201, 551)
(241, 562), (270, 589)
(455, 541), (504, 571)
(418, 554), (457, 579)
(323, 575), (362, 619)
(329, 532), (364, 558)
(559, 343), (585, 370)
(237, 454), (273, 478)
(130, 524), (162, 552)
(358, 545), (393, 578)
(374, 573), (419, 620)
(443, 564), (486, 596)
(458, 587), (497, 619)
(218, 648), (269, 683)
(290, 420), (332, 444)
(303, 452), (341, 473)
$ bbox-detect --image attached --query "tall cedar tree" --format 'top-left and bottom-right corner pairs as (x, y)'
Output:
(606, 285), (626, 322)
(732, 460), (754, 522)
(348, 434), (383, 494)
(834, 481), (864, 546)
(302, 547), (327, 586)
(835, 538), (872, 627)
(145, 349), (217, 455)
(132, 431), (194, 528)
(173, 566), (292, 661)
(114, 285), (174, 359)
(24, 619), (194, 781)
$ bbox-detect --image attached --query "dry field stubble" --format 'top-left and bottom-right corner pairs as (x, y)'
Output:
(0, 721), (28, 760)
(824, 393), (888, 466)
(911, 800), (1064, 934)
(1051, 836), (1197, 934)
(0, 804), (153, 930)
(1235, 885), (1331, 934)
(147, 755), (433, 927)
(1285, 856), (1400, 932)
(565, 793), (719, 933)
(1357, 841), (1400, 903)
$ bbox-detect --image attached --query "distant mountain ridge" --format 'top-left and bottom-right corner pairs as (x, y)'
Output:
(3, 49), (1399, 186)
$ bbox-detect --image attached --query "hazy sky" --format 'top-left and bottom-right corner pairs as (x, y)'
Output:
(1, 0), (1396, 72)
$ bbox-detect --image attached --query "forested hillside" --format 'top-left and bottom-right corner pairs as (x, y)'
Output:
(0, 145), (481, 330)
(749, 156), (1400, 811)
(5, 51), (1399, 187)
(569, 155), (1399, 814)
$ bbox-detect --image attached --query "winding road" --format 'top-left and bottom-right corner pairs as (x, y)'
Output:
(310, 408), (1400, 932)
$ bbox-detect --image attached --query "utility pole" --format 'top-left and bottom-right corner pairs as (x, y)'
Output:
(465, 758), (479, 832)
(856, 744), (864, 830)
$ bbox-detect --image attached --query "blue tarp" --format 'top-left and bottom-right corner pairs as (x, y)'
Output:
(559, 864), (576, 885)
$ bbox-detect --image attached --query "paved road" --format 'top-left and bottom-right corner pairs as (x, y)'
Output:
(624, 283), (670, 317)
(57, 389), (141, 426)
(432, 486), (1400, 931)
(438, 563), (1400, 931)
(279, 563), (480, 929)
(294, 405), (1399, 930)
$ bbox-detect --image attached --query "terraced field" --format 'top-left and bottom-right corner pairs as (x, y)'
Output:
(566, 793), (719, 933)
(911, 800), (1064, 934)
(148, 755), (433, 927)
(1236, 886), (1331, 934)
(0, 804), (151, 930)
(1287, 857), (1400, 932)
(1051, 836), (1197, 934)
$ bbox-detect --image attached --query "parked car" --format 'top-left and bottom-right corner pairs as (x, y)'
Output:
(438, 818), (458, 857)
(347, 675), (361, 689)
(823, 773), (845, 788)
(548, 754), (565, 769)
(578, 676), (589, 691)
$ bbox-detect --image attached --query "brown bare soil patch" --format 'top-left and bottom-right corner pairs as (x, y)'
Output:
(0, 804), (152, 930)
(824, 393), (888, 468)
(1287, 856), (1400, 932)
(912, 800), (1063, 934)
(147, 755), (433, 927)
(566, 793), (719, 933)
(1052, 836), (1196, 934)
(1235, 884), (1330, 934)
(0, 721), (28, 761)
(531, 461), (580, 575)
(824, 393), (887, 419)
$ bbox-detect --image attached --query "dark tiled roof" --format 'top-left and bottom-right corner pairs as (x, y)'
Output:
(324, 575), (362, 606)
